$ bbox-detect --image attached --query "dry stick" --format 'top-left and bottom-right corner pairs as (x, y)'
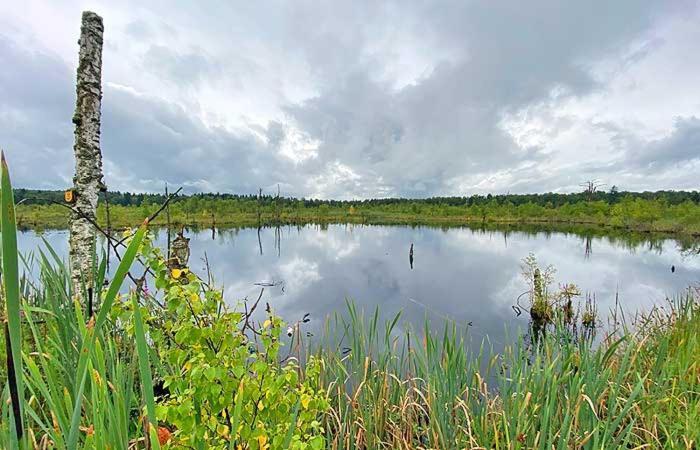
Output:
(102, 189), (112, 273)
(165, 184), (172, 262)
(257, 187), (262, 226)
(275, 184), (280, 224)
(115, 187), (183, 246)
(242, 288), (265, 338)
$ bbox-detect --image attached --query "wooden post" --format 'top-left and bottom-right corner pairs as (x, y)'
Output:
(69, 11), (105, 297)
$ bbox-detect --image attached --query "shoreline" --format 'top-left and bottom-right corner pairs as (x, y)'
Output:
(17, 208), (700, 239)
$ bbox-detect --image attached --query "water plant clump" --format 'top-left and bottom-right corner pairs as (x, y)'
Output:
(518, 253), (599, 345)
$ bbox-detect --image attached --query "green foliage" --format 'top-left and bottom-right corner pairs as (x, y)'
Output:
(15, 187), (700, 236)
(131, 292), (161, 450)
(133, 238), (328, 449)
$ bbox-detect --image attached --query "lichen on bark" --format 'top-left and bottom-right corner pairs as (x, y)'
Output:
(69, 11), (105, 298)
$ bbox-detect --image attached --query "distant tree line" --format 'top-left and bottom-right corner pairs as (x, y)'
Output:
(14, 187), (700, 208)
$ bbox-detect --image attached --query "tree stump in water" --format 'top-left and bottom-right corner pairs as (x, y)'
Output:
(169, 230), (191, 270)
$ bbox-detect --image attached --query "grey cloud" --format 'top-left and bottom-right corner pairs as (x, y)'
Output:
(264, 121), (286, 148)
(279, 1), (689, 196)
(630, 116), (700, 169)
(124, 20), (153, 40)
(101, 85), (300, 193)
(0, 35), (74, 188)
(142, 45), (221, 86)
(0, 31), (295, 195)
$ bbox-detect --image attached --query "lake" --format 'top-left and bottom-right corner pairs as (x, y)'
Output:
(18, 224), (700, 351)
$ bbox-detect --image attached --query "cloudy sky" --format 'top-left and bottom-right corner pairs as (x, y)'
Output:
(1, 1), (699, 198)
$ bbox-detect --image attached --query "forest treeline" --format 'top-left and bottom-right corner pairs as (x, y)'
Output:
(14, 187), (700, 207)
(15, 187), (700, 234)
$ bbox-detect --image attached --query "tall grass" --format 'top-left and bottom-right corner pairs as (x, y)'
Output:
(316, 298), (700, 448)
(1, 153), (150, 449)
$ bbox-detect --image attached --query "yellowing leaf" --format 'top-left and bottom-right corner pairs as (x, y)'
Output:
(258, 435), (269, 449)
(262, 319), (271, 329)
(216, 424), (229, 437)
(301, 394), (311, 409)
(171, 268), (182, 279)
(91, 369), (102, 387)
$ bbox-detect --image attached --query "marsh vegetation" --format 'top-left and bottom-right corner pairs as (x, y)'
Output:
(15, 188), (700, 236)
(2, 158), (700, 449)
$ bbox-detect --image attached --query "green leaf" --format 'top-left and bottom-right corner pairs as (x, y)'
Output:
(228, 381), (244, 450)
(133, 295), (161, 450)
(1, 151), (25, 445)
(282, 399), (301, 449)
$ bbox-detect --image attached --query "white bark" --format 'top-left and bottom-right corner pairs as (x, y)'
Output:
(69, 11), (105, 297)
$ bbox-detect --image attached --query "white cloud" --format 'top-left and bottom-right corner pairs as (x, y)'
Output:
(1, 0), (699, 197)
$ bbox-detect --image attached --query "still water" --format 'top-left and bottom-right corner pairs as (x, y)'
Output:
(17, 224), (700, 350)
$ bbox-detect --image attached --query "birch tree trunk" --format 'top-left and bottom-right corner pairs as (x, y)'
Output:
(69, 11), (105, 298)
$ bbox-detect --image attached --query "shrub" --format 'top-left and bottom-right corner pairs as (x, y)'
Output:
(130, 236), (328, 449)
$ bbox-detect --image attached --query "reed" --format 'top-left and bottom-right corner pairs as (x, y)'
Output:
(1, 153), (150, 449)
(314, 297), (700, 448)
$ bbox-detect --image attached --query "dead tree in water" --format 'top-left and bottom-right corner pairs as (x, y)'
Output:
(69, 11), (105, 298)
(579, 180), (605, 201)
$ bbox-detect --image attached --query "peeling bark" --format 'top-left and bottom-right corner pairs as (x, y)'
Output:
(69, 11), (105, 298)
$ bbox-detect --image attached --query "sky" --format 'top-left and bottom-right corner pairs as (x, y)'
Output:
(1, 1), (699, 199)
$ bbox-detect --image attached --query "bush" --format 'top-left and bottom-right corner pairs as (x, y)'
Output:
(131, 236), (328, 449)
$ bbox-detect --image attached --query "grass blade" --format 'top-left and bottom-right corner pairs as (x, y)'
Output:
(1, 151), (24, 444)
(282, 399), (301, 448)
(132, 293), (161, 450)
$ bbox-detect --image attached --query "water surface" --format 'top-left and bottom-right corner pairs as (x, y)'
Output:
(18, 224), (700, 351)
